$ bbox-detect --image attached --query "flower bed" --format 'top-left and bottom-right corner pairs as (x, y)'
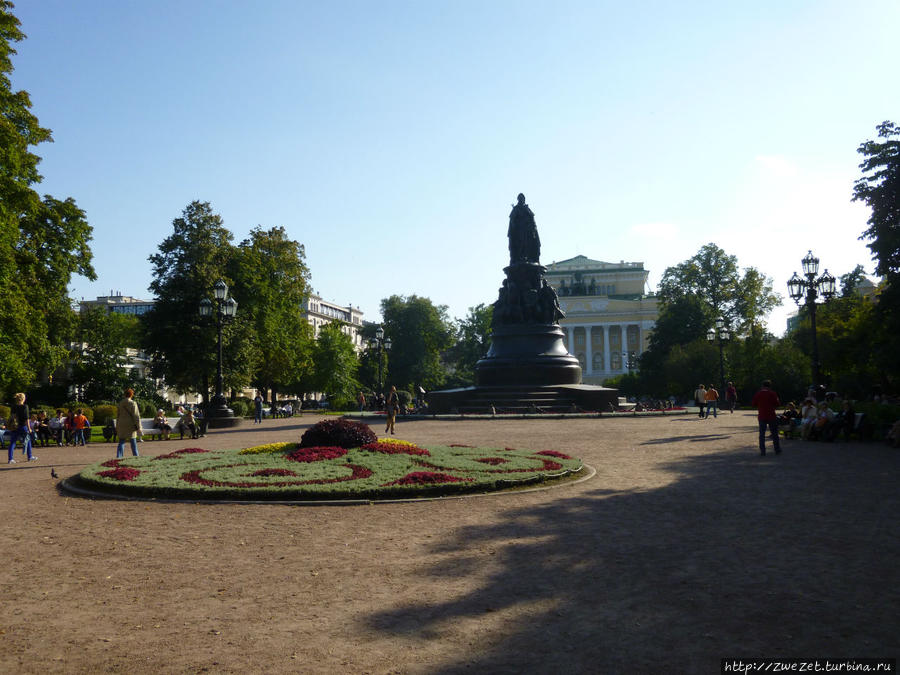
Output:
(74, 439), (584, 501)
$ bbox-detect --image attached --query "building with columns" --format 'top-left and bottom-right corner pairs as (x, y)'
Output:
(545, 256), (659, 385)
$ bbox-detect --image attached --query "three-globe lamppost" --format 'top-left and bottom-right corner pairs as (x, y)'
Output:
(707, 317), (730, 395)
(369, 326), (391, 395)
(199, 280), (241, 428)
(788, 250), (836, 390)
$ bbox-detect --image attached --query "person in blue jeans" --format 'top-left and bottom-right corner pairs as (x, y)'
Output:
(7, 392), (36, 463)
(115, 388), (142, 458)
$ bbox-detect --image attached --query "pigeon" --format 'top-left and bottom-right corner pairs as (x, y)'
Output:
(51, 467), (58, 479)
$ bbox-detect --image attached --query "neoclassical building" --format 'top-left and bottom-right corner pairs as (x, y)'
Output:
(545, 256), (659, 385)
(301, 293), (366, 352)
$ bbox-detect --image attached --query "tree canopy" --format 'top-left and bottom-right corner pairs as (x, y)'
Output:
(0, 3), (95, 400)
(381, 295), (453, 393)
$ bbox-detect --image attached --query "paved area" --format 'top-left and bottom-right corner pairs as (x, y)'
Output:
(0, 411), (897, 673)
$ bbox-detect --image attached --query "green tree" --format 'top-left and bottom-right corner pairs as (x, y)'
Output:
(0, 4), (95, 399)
(229, 226), (314, 402)
(142, 201), (252, 402)
(74, 307), (141, 401)
(853, 121), (900, 384)
(380, 295), (453, 392)
(444, 303), (493, 386)
(657, 243), (779, 333)
(310, 321), (359, 408)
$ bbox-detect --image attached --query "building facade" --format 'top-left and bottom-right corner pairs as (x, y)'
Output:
(301, 293), (366, 352)
(545, 256), (659, 385)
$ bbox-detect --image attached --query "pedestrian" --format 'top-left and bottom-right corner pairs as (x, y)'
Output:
(253, 393), (263, 424)
(181, 409), (198, 439)
(694, 384), (707, 418)
(115, 388), (142, 459)
(751, 379), (781, 456)
(358, 391), (366, 413)
(385, 386), (399, 435)
(704, 384), (719, 418)
(7, 392), (37, 463)
(72, 408), (89, 446)
(725, 381), (737, 413)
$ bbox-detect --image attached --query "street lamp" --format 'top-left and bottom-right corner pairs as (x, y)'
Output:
(621, 351), (635, 374)
(369, 326), (392, 395)
(706, 316), (730, 394)
(199, 280), (240, 428)
(788, 250), (836, 389)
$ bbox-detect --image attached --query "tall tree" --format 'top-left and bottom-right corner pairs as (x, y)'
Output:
(310, 321), (359, 408)
(853, 121), (900, 383)
(0, 3), (95, 398)
(74, 307), (141, 401)
(657, 243), (779, 333)
(380, 295), (453, 393)
(444, 303), (493, 386)
(229, 226), (314, 402)
(142, 201), (252, 401)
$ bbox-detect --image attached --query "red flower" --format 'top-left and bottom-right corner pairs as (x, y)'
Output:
(384, 471), (473, 486)
(475, 457), (508, 465)
(286, 446), (348, 463)
(361, 442), (430, 456)
(251, 468), (298, 477)
(98, 467), (141, 481)
(153, 448), (210, 460)
(449, 444), (473, 448)
(101, 459), (122, 468)
(536, 450), (572, 460)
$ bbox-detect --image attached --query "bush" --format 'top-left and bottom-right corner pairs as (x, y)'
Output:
(397, 390), (413, 408)
(299, 418), (377, 449)
(138, 401), (156, 418)
(0, 405), (9, 422)
(229, 400), (248, 418)
(93, 404), (117, 426)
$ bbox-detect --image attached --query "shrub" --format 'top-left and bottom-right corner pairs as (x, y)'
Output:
(397, 390), (413, 408)
(299, 418), (377, 449)
(229, 400), (248, 418)
(138, 401), (156, 418)
(93, 404), (117, 425)
(0, 405), (9, 422)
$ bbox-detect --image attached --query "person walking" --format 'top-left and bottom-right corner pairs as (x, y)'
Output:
(7, 392), (36, 463)
(694, 384), (707, 418)
(253, 393), (263, 424)
(115, 388), (142, 458)
(725, 381), (737, 413)
(751, 379), (782, 456)
(385, 386), (399, 435)
(72, 408), (89, 446)
(704, 384), (719, 418)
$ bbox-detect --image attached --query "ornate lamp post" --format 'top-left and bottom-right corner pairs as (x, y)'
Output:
(621, 351), (635, 375)
(788, 250), (836, 390)
(706, 316), (730, 394)
(369, 326), (391, 395)
(199, 280), (240, 428)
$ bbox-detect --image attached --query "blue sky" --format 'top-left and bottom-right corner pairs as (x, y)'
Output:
(11, 1), (899, 335)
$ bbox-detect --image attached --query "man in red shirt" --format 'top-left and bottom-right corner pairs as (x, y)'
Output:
(751, 379), (781, 456)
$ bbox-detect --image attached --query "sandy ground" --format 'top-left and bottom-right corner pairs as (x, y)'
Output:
(0, 411), (897, 674)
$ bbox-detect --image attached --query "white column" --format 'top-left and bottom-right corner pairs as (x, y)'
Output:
(567, 326), (574, 354)
(585, 326), (593, 374)
(603, 324), (610, 374)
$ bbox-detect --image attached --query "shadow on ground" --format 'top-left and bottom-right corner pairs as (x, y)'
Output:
(363, 443), (899, 673)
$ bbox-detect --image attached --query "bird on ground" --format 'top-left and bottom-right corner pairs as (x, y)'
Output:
(51, 467), (58, 479)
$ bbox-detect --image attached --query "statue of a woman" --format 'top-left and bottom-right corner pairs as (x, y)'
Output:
(507, 193), (541, 264)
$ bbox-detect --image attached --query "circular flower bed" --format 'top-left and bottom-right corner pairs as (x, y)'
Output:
(73, 436), (584, 501)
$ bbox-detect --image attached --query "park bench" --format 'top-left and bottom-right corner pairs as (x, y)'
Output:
(139, 417), (194, 440)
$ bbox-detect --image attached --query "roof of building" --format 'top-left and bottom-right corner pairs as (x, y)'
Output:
(546, 255), (645, 272)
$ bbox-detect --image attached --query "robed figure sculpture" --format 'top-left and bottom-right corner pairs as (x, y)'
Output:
(508, 193), (541, 264)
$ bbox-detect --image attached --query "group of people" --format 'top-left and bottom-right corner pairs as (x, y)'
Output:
(2, 406), (92, 457)
(252, 394), (296, 424)
(776, 397), (856, 442)
(694, 382), (738, 419)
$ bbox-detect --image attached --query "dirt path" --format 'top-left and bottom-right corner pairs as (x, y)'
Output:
(1, 412), (897, 673)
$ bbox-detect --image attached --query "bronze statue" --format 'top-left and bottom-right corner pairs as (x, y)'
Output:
(508, 193), (541, 264)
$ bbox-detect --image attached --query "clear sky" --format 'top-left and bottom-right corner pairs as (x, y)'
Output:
(11, 1), (899, 335)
